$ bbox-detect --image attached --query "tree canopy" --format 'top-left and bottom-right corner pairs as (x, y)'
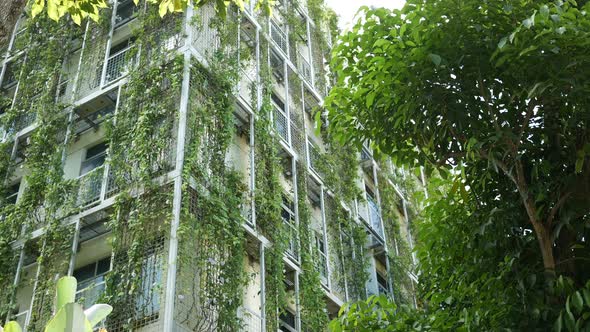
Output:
(28, 0), (270, 24)
(327, 0), (590, 330)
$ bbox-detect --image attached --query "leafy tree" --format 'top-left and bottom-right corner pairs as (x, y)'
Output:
(326, 0), (590, 329)
(28, 0), (270, 24)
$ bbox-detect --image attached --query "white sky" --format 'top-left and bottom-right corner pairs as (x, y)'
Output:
(324, 0), (406, 30)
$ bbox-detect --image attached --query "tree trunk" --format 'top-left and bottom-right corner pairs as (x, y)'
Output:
(531, 220), (556, 279)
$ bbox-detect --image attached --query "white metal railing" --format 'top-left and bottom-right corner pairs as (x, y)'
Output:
(238, 67), (256, 105)
(238, 307), (262, 332)
(12, 111), (36, 133)
(297, 51), (312, 84)
(103, 45), (135, 86)
(307, 140), (320, 175)
(76, 166), (106, 207)
(273, 105), (288, 144)
(75, 277), (106, 309)
(284, 219), (299, 261)
(367, 197), (383, 238)
(13, 311), (28, 328)
(270, 20), (287, 55)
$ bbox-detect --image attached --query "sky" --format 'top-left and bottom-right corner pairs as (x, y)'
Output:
(324, 0), (406, 30)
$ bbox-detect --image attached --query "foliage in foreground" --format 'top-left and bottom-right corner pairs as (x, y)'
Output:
(327, 0), (590, 330)
(28, 0), (271, 24)
(0, 276), (111, 332)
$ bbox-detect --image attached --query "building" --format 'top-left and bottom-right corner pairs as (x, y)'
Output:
(0, 0), (417, 331)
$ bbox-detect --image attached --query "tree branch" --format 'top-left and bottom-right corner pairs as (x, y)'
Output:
(546, 191), (572, 226)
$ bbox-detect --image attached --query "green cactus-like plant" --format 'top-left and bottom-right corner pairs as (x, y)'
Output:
(0, 276), (112, 332)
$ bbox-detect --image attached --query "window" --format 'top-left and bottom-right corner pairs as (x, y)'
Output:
(4, 181), (20, 205)
(74, 257), (110, 308)
(114, 0), (139, 28)
(377, 271), (389, 295)
(80, 142), (107, 175)
(279, 309), (296, 332)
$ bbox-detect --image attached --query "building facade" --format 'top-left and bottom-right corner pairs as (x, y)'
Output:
(0, 1), (417, 331)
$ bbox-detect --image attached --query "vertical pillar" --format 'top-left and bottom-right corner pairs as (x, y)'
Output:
(259, 243), (266, 332)
(319, 186), (331, 290)
(162, 48), (191, 332)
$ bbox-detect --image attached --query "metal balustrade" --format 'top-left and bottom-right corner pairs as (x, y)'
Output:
(273, 105), (288, 143)
(75, 277), (106, 309)
(238, 67), (256, 105)
(270, 20), (287, 55)
(76, 166), (106, 207)
(307, 140), (320, 175)
(15, 111), (36, 132)
(104, 45), (135, 86)
(238, 307), (263, 332)
(285, 219), (299, 261)
(13, 311), (27, 328)
(297, 51), (312, 84)
(367, 197), (384, 238)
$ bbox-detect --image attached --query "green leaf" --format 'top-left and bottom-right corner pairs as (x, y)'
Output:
(498, 37), (507, 49)
(554, 312), (563, 332)
(572, 292), (584, 313)
(31, 0), (45, 18)
(56, 276), (77, 310)
(428, 53), (441, 67)
(2, 321), (23, 332)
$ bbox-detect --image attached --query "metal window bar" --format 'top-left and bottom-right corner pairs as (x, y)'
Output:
(103, 45), (135, 86)
(270, 20), (288, 55)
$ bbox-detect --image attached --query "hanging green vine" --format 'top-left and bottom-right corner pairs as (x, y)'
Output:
(0, 6), (85, 326)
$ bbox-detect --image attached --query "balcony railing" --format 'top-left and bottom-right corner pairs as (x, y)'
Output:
(103, 45), (135, 86)
(307, 140), (320, 175)
(238, 307), (263, 332)
(297, 51), (312, 84)
(273, 105), (288, 144)
(367, 198), (384, 238)
(76, 276), (106, 309)
(13, 311), (28, 329)
(270, 20), (287, 55)
(285, 219), (299, 261)
(15, 111), (36, 132)
(76, 166), (106, 207)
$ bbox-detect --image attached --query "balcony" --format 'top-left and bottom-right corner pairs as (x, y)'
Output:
(238, 307), (262, 332)
(76, 275), (106, 309)
(273, 105), (288, 144)
(307, 140), (320, 175)
(76, 166), (106, 207)
(297, 51), (312, 84)
(270, 20), (287, 56)
(114, 0), (139, 29)
(367, 197), (384, 239)
(103, 45), (135, 86)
